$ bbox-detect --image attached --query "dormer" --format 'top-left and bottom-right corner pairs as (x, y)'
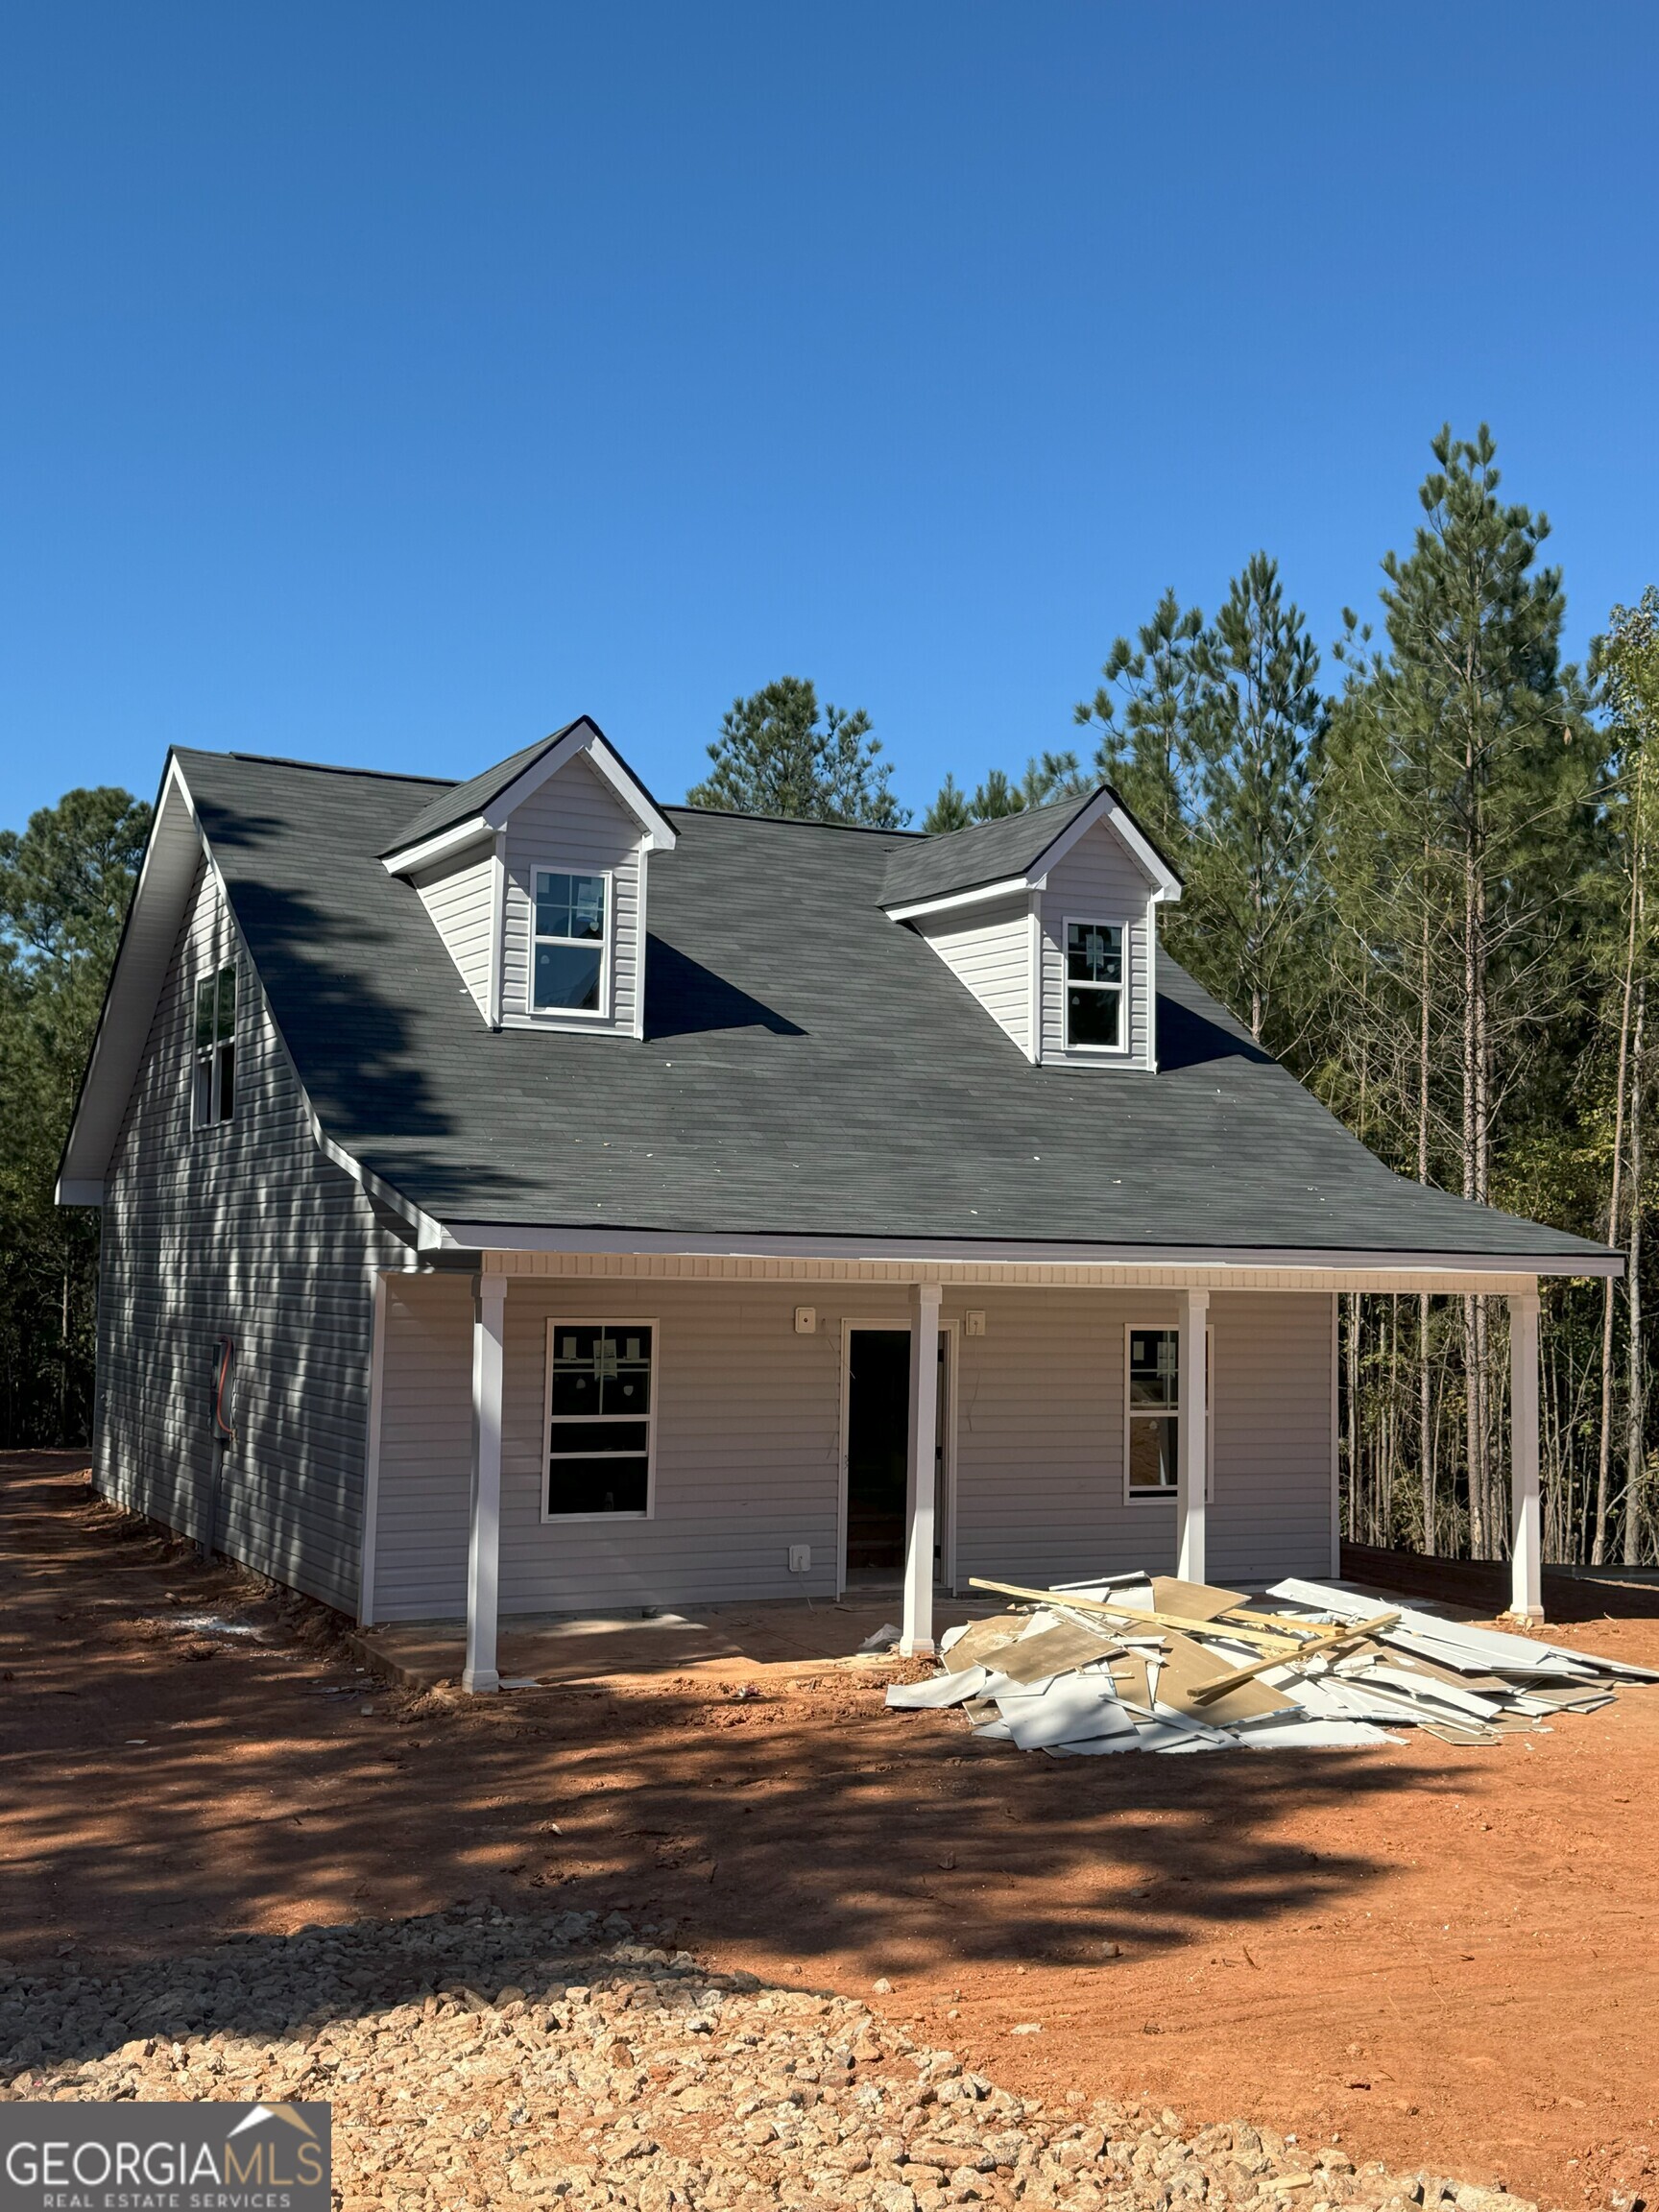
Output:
(879, 786), (1181, 1070)
(381, 717), (676, 1037)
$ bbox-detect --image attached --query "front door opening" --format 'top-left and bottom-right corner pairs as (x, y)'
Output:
(844, 1328), (950, 1587)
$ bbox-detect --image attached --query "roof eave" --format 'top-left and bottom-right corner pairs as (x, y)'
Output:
(56, 752), (205, 1204)
(381, 815), (493, 878)
(418, 1218), (1622, 1277)
(883, 874), (1034, 923)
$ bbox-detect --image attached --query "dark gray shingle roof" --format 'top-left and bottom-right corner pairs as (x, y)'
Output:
(879, 791), (1099, 907)
(177, 748), (1610, 1262)
(380, 723), (582, 856)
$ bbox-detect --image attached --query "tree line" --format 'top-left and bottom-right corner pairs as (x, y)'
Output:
(689, 426), (1659, 1568)
(5, 421), (1657, 1572)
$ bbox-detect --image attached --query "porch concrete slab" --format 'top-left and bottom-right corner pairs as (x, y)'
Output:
(355, 1592), (1009, 1691)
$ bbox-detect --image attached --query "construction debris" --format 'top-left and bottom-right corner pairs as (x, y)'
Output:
(885, 1573), (1658, 1755)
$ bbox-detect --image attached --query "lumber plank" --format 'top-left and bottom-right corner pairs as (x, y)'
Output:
(1186, 1613), (1401, 1705)
(966, 1577), (1302, 1653)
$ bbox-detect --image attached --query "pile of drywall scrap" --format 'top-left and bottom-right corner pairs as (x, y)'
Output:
(883, 1572), (1658, 1755)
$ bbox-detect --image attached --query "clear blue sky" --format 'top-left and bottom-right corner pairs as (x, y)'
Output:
(3, 4), (1657, 832)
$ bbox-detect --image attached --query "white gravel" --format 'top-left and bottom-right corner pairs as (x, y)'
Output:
(0, 1906), (1538, 2212)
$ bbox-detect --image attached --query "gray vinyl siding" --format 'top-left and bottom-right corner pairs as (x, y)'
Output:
(1037, 824), (1156, 1069)
(413, 839), (496, 1022)
(951, 1289), (1334, 1590)
(913, 896), (1032, 1056)
(500, 754), (645, 1035)
(369, 1279), (1334, 1619)
(93, 854), (408, 1613)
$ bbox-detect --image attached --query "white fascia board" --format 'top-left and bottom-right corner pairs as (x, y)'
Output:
(381, 815), (492, 878)
(580, 734), (678, 850)
(484, 722), (677, 850)
(55, 754), (206, 1203)
(883, 875), (1033, 924)
(424, 1219), (1621, 1276)
(1031, 788), (1183, 902)
(382, 723), (677, 870)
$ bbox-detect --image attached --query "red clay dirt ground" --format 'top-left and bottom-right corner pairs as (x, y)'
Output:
(3, 1452), (1657, 2211)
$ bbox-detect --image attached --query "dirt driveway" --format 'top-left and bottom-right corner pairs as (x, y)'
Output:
(4, 1454), (1656, 2210)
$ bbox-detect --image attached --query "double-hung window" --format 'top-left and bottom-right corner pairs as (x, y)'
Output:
(193, 965), (236, 1126)
(532, 870), (607, 1014)
(545, 1322), (654, 1517)
(1066, 920), (1124, 1049)
(1126, 1327), (1180, 1494)
(1125, 1324), (1211, 1498)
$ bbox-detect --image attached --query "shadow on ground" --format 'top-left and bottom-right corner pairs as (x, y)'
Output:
(0, 1454), (1437, 1981)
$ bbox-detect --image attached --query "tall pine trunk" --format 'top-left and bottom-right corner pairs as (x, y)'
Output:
(1624, 978), (1647, 1566)
(1418, 867), (1435, 1555)
(1595, 808), (1640, 1562)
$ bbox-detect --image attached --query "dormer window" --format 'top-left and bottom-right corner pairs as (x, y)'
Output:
(1065, 920), (1124, 1050)
(533, 870), (607, 1014)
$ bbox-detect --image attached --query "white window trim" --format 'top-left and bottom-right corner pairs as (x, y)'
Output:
(1123, 1319), (1213, 1503)
(836, 1316), (959, 1599)
(1062, 914), (1132, 1057)
(541, 1316), (659, 1524)
(191, 960), (237, 1130)
(525, 865), (614, 1023)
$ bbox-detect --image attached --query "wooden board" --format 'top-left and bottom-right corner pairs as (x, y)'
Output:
(943, 1616), (1028, 1674)
(1107, 1653), (1153, 1710)
(968, 1578), (1300, 1653)
(996, 1622), (1122, 1686)
(1188, 1612), (1401, 1705)
(1149, 1576), (1251, 1621)
(1152, 1631), (1300, 1723)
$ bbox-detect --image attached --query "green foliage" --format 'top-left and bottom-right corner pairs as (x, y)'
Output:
(1187, 554), (1327, 1045)
(687, 676), (908, 828)
(1073, 586), (1204, 855)
(921, 751), (1094, 833)
(0, 786), (151, 1445)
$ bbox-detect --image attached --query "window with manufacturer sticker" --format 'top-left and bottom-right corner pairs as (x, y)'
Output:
(546, 1324), (653, 1515)
(1066, 920), (1123, 1049)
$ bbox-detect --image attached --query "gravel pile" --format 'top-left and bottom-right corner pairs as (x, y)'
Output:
(0, 1907), (1539, 2212)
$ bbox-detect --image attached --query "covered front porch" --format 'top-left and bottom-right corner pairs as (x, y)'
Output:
(358, 1252), (1557, 1695)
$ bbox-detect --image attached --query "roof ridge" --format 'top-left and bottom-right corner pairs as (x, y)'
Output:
(669, 803), (923, 837)
(909, 784), (1105, 850)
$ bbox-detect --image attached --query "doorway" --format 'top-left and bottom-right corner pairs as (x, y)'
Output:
(842, 1326), (952, 1589)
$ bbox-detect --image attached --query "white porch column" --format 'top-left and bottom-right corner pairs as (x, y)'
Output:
(1176, 1288), (1210, 1585)
(1508, 1287), (1544, 1623)
(901, 1280), (942, 1655)
(464, 1270), (507, 1693)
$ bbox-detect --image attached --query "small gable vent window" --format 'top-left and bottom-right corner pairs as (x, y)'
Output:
(545, 1322), (654, 1518)
(192, 965), (236, 1126)
(533, 870), (607, 1014)
(1065, 920), (1124, 1050)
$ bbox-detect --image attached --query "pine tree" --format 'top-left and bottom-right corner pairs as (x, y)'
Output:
(1323, 428), (1599, 1555)
(922, 752), (1091, 833)
(687, 677), (908, 827)
(0, 786), (151, 1444)
(1073, 586), (1205, 856)
(1187, 555), (1326, 1046)
(1589, 587), (1659, 1563)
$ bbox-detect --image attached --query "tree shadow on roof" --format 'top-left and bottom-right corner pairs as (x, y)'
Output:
(1154, 988), (1274, 1072)
(644, 937), (805, 1041)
